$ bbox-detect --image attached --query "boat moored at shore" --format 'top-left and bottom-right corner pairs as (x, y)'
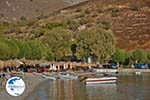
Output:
(86, 76), (117, 84)
(58, 72), (78, 80)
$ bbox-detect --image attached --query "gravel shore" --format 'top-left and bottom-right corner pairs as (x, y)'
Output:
(0, 73), (47, 100)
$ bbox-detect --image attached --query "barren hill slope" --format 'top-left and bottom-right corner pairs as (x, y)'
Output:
(0, 0), (87, 22)
(47, 0), (150, 50)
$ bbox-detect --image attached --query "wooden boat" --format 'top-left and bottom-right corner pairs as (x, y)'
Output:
(86, 76), (117, 84)
(58, 72), (78, 80)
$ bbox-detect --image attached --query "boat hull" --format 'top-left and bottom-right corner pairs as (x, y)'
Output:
(58, 72), (78, 80)
(41, 75), (56, 80)
(86, 77), (117, 84)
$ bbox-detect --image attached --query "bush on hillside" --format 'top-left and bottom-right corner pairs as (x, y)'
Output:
(111, 12), (120, 17)
(130, 4), (141, 11)
(43, 21), (67, 30)
(66, 19), (79, 31)
(98, 20), (111, 30)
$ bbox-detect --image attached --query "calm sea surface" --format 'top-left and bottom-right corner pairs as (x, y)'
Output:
(26, 75), (150, 100)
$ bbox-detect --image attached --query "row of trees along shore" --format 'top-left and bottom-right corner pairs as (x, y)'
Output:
(0, 27), (116, 62)
(0, 26), (150, 68)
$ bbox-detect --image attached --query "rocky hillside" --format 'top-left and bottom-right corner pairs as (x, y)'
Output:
(50, 0), (150, 51)
(0, 0), (150, 51)
(0, 0), (87, 22)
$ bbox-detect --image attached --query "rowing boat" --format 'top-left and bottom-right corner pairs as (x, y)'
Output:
(86, 76), (117, 84)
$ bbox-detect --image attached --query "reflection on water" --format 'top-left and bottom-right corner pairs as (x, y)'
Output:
(117, 75), (150, 100)
(86, 84), (117, 100)
(26, 75), (150, 100)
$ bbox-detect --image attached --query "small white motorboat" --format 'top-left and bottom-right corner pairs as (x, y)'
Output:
(41, 74), (56, 80)
(85, 76), (117, 84)
(33, 72), (42, 76)
(58, 72), (78, 80)
(43, 72), (59, 78)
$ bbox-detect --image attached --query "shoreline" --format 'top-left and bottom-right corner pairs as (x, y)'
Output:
(0, 73), (48, 100)
(22, 73), (48, 100)
(93, 69), (150, 74)
(1, 69), (150, 100)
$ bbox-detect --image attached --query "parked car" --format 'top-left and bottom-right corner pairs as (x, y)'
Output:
(111, 63), (118, 69)
(135, 63), (147, 69)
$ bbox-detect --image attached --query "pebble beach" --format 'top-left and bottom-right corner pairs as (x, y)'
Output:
(0, 73), (47, 100)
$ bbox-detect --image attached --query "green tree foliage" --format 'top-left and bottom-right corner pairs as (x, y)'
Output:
(6, 40), (19, 59)
(43, 21), (67, 30)
(98, 20), (111, 30)
(26, 40), (45, 60)
(42, 27), (72, 61)
(146, 51), (150, 64)
(132, 49), (147, 63)
(14, 40), (25, 59)
(0, 38), (48, 60)
(45, 47), (54, 61)
(0, 39), (10, 60)
(17, 40), (47, 60)
(0, 21), (34, 35)
(76, 27), (115, 63)
(0, 39), (19, 60)
(19, 41), (32, 59)
(0, 36), (56, 60)
(66, 19), (79, 31)
(112, 48), (131, 65)
(31, 28), (46, 38)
